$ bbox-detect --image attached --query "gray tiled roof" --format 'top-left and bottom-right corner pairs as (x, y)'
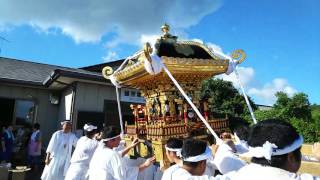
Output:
(0, 57), (103, 85)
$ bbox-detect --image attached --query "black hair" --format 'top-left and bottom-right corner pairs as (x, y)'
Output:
(166, 138), (183, 149)
(85, 129), (97, 137)
(102, 126), (120, 139)
(234, 125), (250, 141)
(206, 134), (216, 145)
(33, 123), (40, 130)
(248, 119), (301, 169)
(181, 138), (207, 168)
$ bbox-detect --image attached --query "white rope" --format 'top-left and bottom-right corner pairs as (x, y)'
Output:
(210, 50), (257, 124)
(161, 62), (223, 145)
(233, 64), (257, 124)
(114, 51), (143, 73)
(110, 51), (143, 134)
(115, 87), (124, 134)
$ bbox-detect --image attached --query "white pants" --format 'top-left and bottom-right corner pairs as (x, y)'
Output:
(65, 162), (88, 180)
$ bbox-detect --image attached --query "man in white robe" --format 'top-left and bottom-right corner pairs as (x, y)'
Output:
(214, 119), (319, 180)
(171, 138), (214, 179)
(113, 136), (162, 180)
(162, 138), (183, 180)
(88, 126), (156, 180)
(65, 123), (99, 180)
(41, 121), (78, 180)
(162, 138), (217, 180)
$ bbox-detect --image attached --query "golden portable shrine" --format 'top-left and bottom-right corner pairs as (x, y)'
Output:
(102, 24), (246, 168)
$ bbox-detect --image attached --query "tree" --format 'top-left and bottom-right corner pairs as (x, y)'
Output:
(201, 78), (257, 120)
(274, 92), (290, 108)
(274, 92), (311, 121)
(261, 91), (318, 142)
(288, 93), (312, 120)
(311, 104), (320, 122)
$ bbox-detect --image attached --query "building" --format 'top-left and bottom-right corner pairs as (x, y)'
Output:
(0, 57), (143, 146)
(256, 104), (273, 111)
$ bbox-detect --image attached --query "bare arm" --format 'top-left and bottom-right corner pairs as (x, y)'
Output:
(45, 152), (51, 165)
(121, 138), (139, 157)
(313, 142), (320, 161)
(138, 156), (156, 172)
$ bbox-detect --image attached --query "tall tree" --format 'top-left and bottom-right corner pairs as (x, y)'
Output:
(201, 78), (257, 118)
(289, 93), (312, 120)
(274, 92), (311, 121)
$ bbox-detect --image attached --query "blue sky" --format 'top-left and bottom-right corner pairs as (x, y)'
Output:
(0, 0), (319, 105)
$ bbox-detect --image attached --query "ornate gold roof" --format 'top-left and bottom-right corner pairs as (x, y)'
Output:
(103, 24), (245, 89)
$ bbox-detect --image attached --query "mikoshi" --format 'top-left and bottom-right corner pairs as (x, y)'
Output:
(102, 24), (250, 169)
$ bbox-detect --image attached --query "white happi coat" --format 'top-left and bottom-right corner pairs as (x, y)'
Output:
(41, 130), (78, 180)
(214, 163), (318, 180)
(234, 140), (249, 154)
(169, 167), (192, 179)
(121, 156), (162, 180)
(213, 143), (246, 174)
(88, 143), (139, 180)
(162, 164), (180, 180)
(162, 160), (216, 180)
(65, 136), (98, 180)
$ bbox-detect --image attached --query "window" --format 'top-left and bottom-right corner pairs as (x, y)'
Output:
(137, 92), (141, 97)
(15, 100), (35, 126)
(124, 90), (130, 96)
(131, 91), (136, 97)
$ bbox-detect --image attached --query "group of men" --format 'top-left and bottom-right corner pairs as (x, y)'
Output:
(41, 121), (156, 180)
(162, 119), (320, 180)
(41, 118), (320, 180)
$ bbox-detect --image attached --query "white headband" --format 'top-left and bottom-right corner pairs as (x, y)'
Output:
(165, 145), (182, 152)
(60, 121), (71, 125)
(83, 124), (97, 132)
(102, 134), (121, 142)
(165, 145), (182, 157)
(183, 146), (212, 162)
(244, 135), (303, 160)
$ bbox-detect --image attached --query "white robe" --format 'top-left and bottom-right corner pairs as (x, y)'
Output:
(122, 156), (162, 180)
(162, 164), (180, 180)
(88, 144), (139, 180)
(234, 140), (249, 154)
(213, 143), (246, 174)
(167, 163), (319, 180)
(65, 136), (98, 180)
(162, 161), (216, 180)
(214, 163), (318, 180)
(41, 130), (78, 180)
(170, 167), (193, 179)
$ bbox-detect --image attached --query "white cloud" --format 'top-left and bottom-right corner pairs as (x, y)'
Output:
(0, 0), (222, 45)
(102, 51), (119, 62)
(218, 67), (255, 88)
(206, 42), (223, 53)
(201, 40), (297, 105)
(248, 78), (297, 105)
(192, 38), (204, 44)
(139, 34), (159, 50)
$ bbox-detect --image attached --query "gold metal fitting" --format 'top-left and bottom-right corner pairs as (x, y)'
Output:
(231, 49), (246, 64)
(102, 66), (114, 79)
(144, 42), (153, 63)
